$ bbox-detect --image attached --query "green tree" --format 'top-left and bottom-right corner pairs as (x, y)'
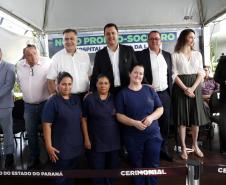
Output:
(210, 39), (218, 73)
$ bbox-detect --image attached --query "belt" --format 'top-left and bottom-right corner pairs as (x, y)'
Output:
(157, 89), (168, 93)
(25, 100), (46, 105)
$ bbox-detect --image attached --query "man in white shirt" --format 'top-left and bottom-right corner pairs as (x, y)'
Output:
(47, 29), (91, 100)
(136, 31), (173, 161)
(17, 44), (50, 169)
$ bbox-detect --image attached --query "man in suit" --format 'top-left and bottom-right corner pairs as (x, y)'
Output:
(90, 23), (137, 94)
(136, 31), (173, 161)
(0, 48), (16, 169)
(214, 54), (226, 153)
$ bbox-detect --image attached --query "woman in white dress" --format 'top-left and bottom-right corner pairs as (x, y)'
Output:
(172, 29), (209, 160)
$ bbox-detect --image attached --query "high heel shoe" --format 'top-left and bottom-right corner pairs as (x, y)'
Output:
(192, 146), (204, 158)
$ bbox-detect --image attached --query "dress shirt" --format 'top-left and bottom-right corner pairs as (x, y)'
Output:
(149, 49), (168, 91)
(172, 51), (205, 82)
(107, 45), (120, 87)
(47, 49), (91, 93)
(17, 57), (50, 104)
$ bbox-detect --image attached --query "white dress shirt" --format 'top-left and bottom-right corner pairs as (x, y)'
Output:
(149, 49), (168, 91)
(172, 51), (205, 82)
(107, 45), (121, 87)
(17, 57), (50, 104)
(47, 49), (91, 94)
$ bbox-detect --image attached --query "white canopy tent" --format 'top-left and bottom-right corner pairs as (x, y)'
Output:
(0, 0), (226, 33)
(0, 27), (34, 62)
(1, 0), (226, 64)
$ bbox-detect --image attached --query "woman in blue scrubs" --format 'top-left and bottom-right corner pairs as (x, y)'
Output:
(42, 72), (83, 185)
(82, 74), (120, 185)
(115, 64), (163, 185)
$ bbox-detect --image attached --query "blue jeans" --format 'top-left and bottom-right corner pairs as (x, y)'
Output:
(24, 102), (45, 161)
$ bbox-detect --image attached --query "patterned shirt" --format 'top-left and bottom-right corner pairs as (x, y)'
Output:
(202, 78), (220, 95)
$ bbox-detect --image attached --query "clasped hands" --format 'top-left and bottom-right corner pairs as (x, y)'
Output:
(184, 87), (195, 98)
(133, 116), (153, 131)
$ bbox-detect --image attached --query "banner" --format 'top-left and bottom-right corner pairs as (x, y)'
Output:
(48, 31), (177, 57)
(0, 166), (187, 178)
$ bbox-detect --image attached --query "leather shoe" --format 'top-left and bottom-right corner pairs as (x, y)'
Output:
(5, 154), (15, 169)
(27, 158), (40, 170)
(160, 151), (173, 162)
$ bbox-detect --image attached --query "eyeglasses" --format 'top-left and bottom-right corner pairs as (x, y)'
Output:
(30, 68), (34, 76)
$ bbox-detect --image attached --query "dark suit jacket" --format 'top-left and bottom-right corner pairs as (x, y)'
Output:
(90, 44), (138, 92)
(214, 56), (226, 102)
(136, 48), (173, 96)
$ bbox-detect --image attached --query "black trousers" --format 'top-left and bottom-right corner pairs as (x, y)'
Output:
(157, 90), (171, 152)
(219, 103), (226, 152)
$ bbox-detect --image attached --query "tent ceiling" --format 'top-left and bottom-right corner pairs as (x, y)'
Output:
(0, 0), (226, 33)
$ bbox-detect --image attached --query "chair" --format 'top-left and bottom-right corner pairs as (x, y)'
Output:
(0, 99), (25, 159)
(12, 99), (26, 159)
(209, 91), (226, 153)
(199, 91), (221, 150)
(209, 91), (221, 123)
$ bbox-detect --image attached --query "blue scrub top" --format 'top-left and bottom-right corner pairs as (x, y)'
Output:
(82, 92), (120, 152)
(115, 85), (162, 137)
(42, 94), (83, 160)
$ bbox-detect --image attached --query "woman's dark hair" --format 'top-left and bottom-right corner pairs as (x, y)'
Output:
(174, 29), (195, 52)
(129, 63), (144, 73)
(96, 74), (110, 83)
(57, 72), (73, 84)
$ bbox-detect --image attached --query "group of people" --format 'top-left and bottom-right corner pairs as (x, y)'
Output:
(0, 23), (225, 185)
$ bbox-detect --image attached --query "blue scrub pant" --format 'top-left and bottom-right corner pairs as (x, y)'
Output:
(52, 156), (80, 185)
(88, 150), (120, 185)
(124, 133), (162, 185)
